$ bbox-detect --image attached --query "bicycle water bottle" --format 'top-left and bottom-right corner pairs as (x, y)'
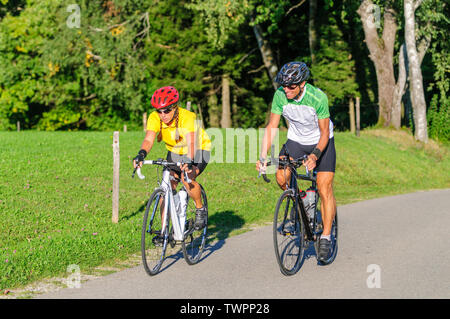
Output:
(173, 191), (181, 213)
(171, 192), (183, 240)
(302, 187), (316, 221)
(178, 189), (188, 231)
(179, 189), (188, 217)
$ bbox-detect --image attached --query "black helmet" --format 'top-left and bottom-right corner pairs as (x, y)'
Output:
(275, 62), (310, 86)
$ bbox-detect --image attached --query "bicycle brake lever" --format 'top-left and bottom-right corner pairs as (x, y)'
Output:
(183, 170), (192, 184)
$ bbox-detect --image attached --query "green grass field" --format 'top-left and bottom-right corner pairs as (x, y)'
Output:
(0, 128), (449, 290)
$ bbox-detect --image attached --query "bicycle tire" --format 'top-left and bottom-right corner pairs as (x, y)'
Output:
(273, 190), (305, 276)
(182, 184), (208, 265)
(141, 188), (169, 276)
(315, 210), (338, 266)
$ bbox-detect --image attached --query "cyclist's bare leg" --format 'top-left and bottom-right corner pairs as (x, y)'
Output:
(181, 167), (203, 209)
(275, 156), (292, 190)
(316, 171), (336, 236)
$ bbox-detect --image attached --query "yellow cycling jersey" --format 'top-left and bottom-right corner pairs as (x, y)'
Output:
(147, 107), (211, 155)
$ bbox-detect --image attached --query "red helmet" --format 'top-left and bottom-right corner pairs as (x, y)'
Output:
(151, 86), (179, 109)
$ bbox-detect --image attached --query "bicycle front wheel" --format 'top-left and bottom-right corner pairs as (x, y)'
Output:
(182, 185), (208, 265)
(273, 190), (305, 276)
(141, 188), (169, 276)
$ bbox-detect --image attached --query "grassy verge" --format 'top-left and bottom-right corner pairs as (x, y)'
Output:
(0, 128), (449, 291)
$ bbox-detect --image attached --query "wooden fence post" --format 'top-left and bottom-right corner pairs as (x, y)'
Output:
(17, 121), (20, 132)
(143, 112), (147, 131)
(112, 131), (120, 224)
(186, 101), (191, 111)
(356, 96), (361, 137)
(349, 97), (356, 134)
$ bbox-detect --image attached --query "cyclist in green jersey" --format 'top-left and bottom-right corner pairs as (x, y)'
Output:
(257, 62), (337, 262)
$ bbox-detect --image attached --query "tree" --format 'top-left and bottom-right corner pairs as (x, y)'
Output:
(220, 73), (231, 128)
(309, 0), (318, 64)
(357, 0), (398, 127)
(0, 0), (57, 130)
(404, 0), (429, 142)
(418, 0), (449, 142)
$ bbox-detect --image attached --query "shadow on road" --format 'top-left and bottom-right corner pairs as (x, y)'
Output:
(201, 210), (245, 261)
(159, 210), (245, 273)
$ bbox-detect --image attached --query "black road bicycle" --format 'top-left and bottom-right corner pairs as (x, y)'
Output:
(260, 147), (338, 276)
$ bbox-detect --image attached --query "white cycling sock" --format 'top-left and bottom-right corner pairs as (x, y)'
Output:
(321, 234), (331, 241)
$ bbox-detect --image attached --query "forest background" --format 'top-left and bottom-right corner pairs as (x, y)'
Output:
(0, 0), (448, 142)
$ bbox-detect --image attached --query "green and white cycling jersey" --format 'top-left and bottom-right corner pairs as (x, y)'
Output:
(271, 83), (334, 145)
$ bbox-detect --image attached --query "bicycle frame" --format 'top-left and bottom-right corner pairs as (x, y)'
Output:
(280, 162), (320, 242)
(138, 161), (187, 242)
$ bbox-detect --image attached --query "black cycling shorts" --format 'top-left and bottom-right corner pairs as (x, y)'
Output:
(166, 150), (210, 176)
(279, 137), (336, 173)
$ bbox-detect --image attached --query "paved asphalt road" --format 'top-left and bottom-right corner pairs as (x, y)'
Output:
(37, 189), (449, 299)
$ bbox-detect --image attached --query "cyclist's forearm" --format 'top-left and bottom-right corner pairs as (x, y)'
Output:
(316, 133), (329, 153)
(260, 125), (276, 159)
(140, 139), (153, 154)
(140, 130), (157, 155)
(188, 132), (195, 162)
(313, 119), (330, 159)
(261, 125), (280, 160)
(260, 113), (281, 160)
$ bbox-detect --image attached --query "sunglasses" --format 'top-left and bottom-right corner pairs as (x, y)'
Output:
(283, 84), (298, 90)
(156, 106), (175, 114)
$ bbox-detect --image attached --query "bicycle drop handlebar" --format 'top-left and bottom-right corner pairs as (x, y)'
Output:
(132, 159), (193, 183)
(258, 145), (316, 183)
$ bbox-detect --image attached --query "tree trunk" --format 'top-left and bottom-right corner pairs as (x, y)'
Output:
(232, 93), (238, 127)
(252, 23), (278, 90)
(356, 97), (361, 137)
(220, 74), (232, 128)
(309, 0), (318, 64)
(392, 43), (408, 129)
(392, 36), (430, 129)
(357, 0), (397, 127)
(404, 0), (428, 142)
(208, 86), (220, 127)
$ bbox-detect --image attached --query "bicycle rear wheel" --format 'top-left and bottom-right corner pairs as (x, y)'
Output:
(141, 188), (169, 276)
(273, 190), (305, 276)
(182, 185), (208, 265)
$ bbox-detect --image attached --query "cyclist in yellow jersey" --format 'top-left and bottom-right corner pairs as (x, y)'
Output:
(133, 86), (211, 230)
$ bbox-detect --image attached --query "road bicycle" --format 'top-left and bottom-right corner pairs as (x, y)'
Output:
(259, 146), (338, 276)
(133, 159), (208, 276)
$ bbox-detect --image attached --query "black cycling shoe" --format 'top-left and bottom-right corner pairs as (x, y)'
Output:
(194, 207), (208, 230)
(152, 234), (164, 247)
(317, 238), (332, 262)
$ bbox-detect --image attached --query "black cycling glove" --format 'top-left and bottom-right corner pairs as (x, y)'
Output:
(134, 149), (147, 165)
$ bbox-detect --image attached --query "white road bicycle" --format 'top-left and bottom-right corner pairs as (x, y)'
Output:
(134, 159), (208, 276)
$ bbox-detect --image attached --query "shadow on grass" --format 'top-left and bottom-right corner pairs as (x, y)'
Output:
(159, 210), (245, 273)
(121, 203), (146, 222)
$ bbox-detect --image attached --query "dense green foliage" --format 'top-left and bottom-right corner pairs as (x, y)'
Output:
(0, 130), (449, 290)
(0, 0), (448, 137)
